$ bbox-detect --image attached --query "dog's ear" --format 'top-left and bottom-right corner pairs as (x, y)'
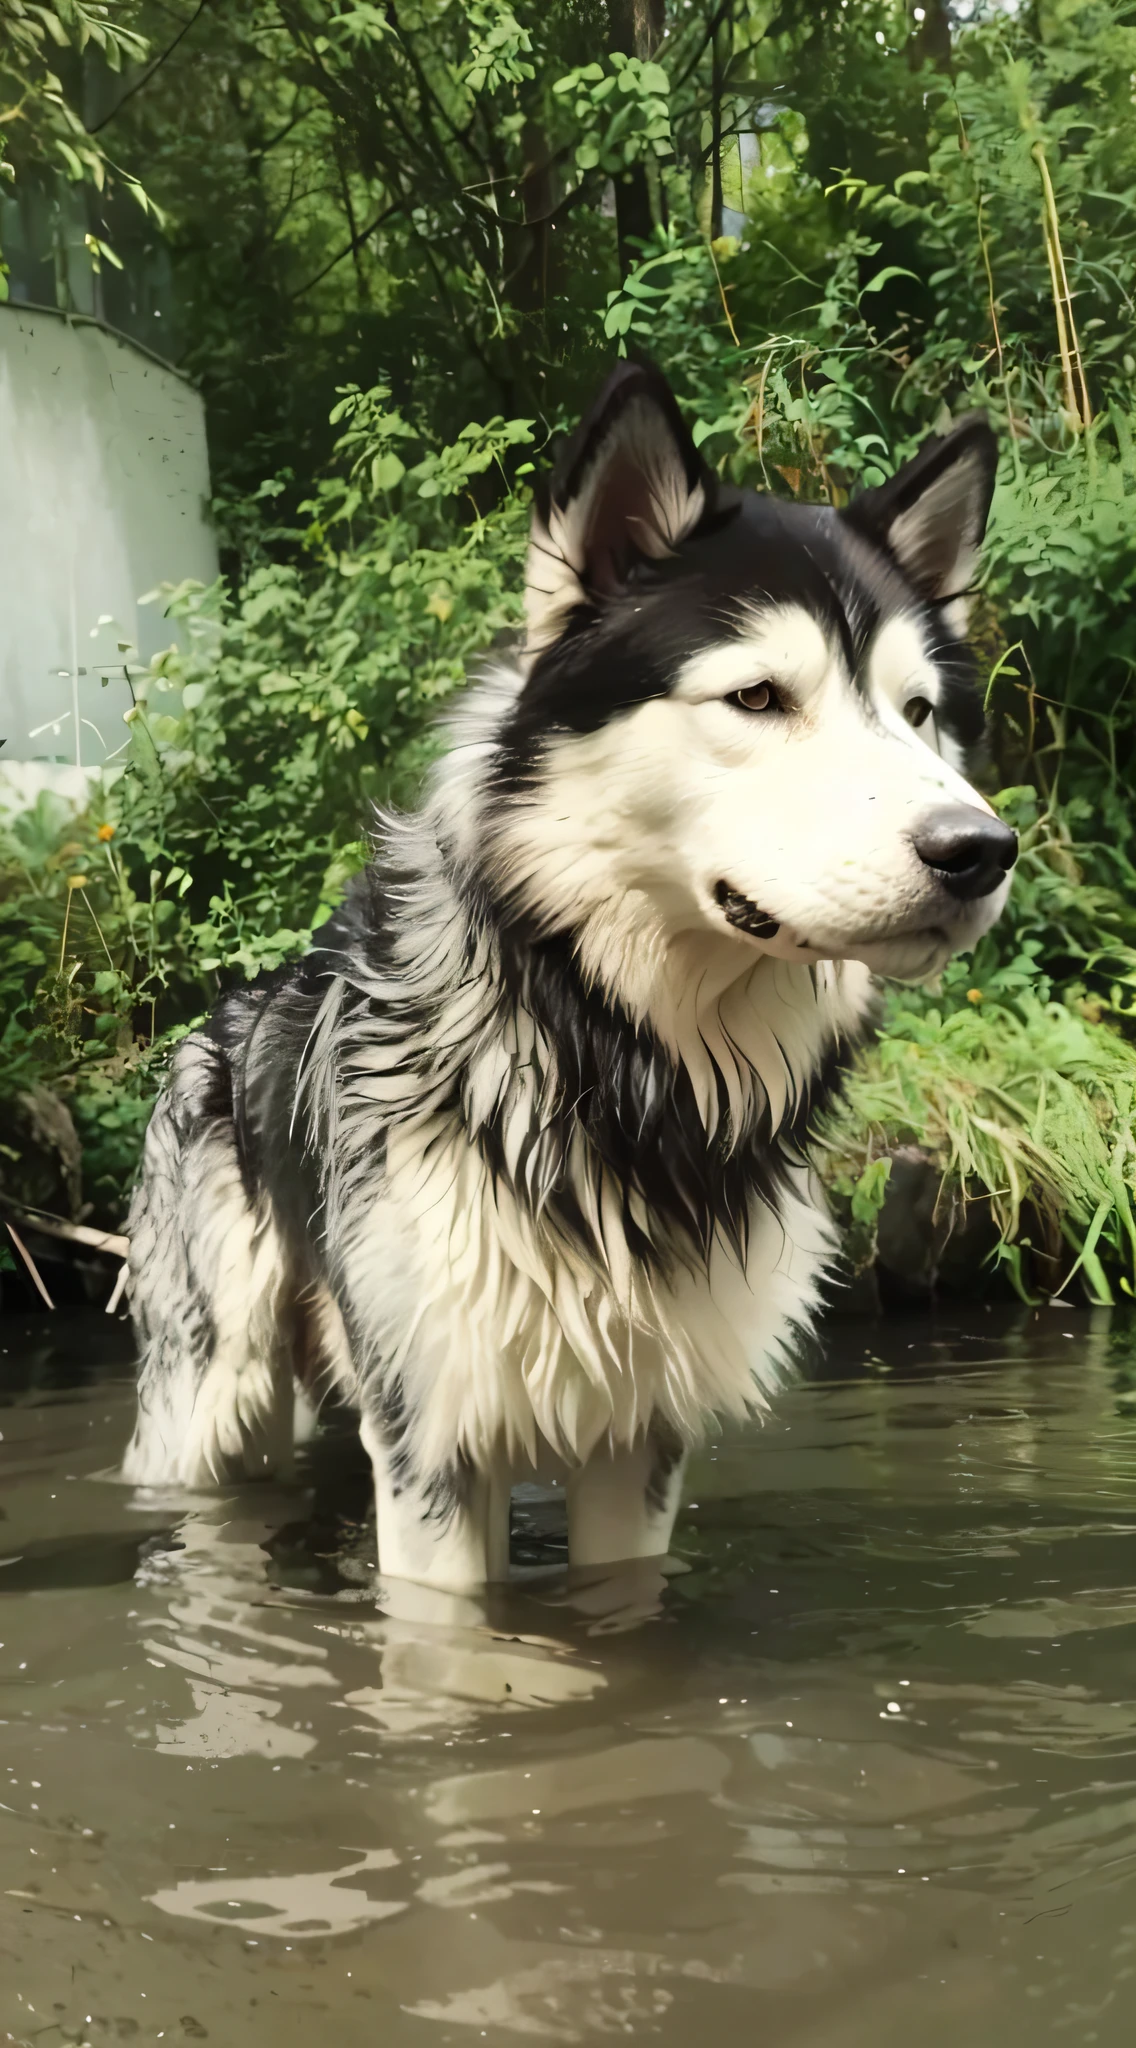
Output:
(524, 363), (713, 650)
(843, 415), (997, 626)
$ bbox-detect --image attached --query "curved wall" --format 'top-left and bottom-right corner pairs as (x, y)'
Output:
(0, 306), (217, 772)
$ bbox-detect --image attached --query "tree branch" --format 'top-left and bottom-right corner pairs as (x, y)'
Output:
(288, 196), (407, 298)
(250, 97), (315, 160)
(88, 0), (213, 134)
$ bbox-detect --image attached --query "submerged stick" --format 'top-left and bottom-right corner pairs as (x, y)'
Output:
(4, 1205), (129, 1259)
(4, 1221), (56, 1310)
(106, 1261), (130, 1315)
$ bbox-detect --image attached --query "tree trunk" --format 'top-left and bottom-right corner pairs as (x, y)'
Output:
(607, 0), (666, 277)
(709, 17), (726, 240)
(907, 0), (952, 74)
(510, 120), (555, 317)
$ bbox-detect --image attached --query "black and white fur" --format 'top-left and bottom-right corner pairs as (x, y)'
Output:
(124, 363), (1014, 1590)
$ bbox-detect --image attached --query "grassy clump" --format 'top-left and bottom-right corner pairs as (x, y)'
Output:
(819, 989), (1136, 1306)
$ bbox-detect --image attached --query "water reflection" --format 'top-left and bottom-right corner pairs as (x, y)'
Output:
(129, 1491), (618, 1752)
(150, 1845), (406, 1938)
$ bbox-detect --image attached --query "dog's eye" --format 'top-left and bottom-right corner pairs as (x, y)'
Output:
(904, 695), (934, 729)
(730, 681), (781, 714)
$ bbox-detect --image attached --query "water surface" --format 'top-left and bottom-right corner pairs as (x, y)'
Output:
(3, 1307), (1136, 2045)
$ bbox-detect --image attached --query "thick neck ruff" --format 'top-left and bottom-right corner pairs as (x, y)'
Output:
(284, 664), (871, 1299)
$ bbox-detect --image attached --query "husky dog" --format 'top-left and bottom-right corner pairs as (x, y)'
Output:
(124, 362), (1015, 1590)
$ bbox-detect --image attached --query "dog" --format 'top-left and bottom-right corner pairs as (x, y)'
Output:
(123, 361), (1015, 1590)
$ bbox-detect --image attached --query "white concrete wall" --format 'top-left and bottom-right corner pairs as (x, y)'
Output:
(0, 307), (218, 770)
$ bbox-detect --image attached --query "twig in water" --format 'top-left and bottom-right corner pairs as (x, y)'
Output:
(5, 1205), (129, 1259)
(4, 1222), (55, 1309)
(106, 1262), (130, 1315)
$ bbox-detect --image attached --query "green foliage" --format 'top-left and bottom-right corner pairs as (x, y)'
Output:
(464, 2), (535, 94)
(0, 781), (194, 1222)
(125, 395), (530, 966)
(0, 387), (530, 1228)
(554, 53), (673, 178)
(6, 0), (1136, 1301)
(0, 0), (155, 295)
(819, 990), (1136, 1307)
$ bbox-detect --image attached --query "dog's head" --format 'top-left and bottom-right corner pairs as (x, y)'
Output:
(485, 362), (1013, 1006)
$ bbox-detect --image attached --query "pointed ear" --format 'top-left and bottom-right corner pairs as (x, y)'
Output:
(843, 415), (998, 625)
(524, 363), (714, 650)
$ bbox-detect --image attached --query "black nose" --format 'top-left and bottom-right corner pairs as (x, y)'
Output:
(911, 805), (1018, 902)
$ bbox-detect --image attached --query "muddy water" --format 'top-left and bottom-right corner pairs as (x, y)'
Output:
(3, 1311), (1136, 2047)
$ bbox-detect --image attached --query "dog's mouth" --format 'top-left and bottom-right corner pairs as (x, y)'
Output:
(712, 862), (1009, 979)
(712, 879), (958, 972)
(713, 880), (780, 940)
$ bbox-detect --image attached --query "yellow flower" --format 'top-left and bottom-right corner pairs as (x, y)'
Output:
(97, 823), (116, 842)
(67, 873), (89, 891)
(967, 987), (984, 1005)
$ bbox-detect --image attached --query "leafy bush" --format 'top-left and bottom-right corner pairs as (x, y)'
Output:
(126, 388), (532, 974)
(0, 391), (530, 1226)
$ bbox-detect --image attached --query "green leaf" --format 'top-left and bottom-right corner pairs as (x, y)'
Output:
(371, 451), (406, 492)
(850, 1157), (892, 1227)
(859, 265), (920, 294)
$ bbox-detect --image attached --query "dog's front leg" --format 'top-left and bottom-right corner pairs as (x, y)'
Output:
(360, 1415), (512, 1592)
(566, 1422), (687, 1569)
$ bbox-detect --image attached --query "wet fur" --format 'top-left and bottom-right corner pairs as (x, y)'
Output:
(124, 364), (1009, 1589)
